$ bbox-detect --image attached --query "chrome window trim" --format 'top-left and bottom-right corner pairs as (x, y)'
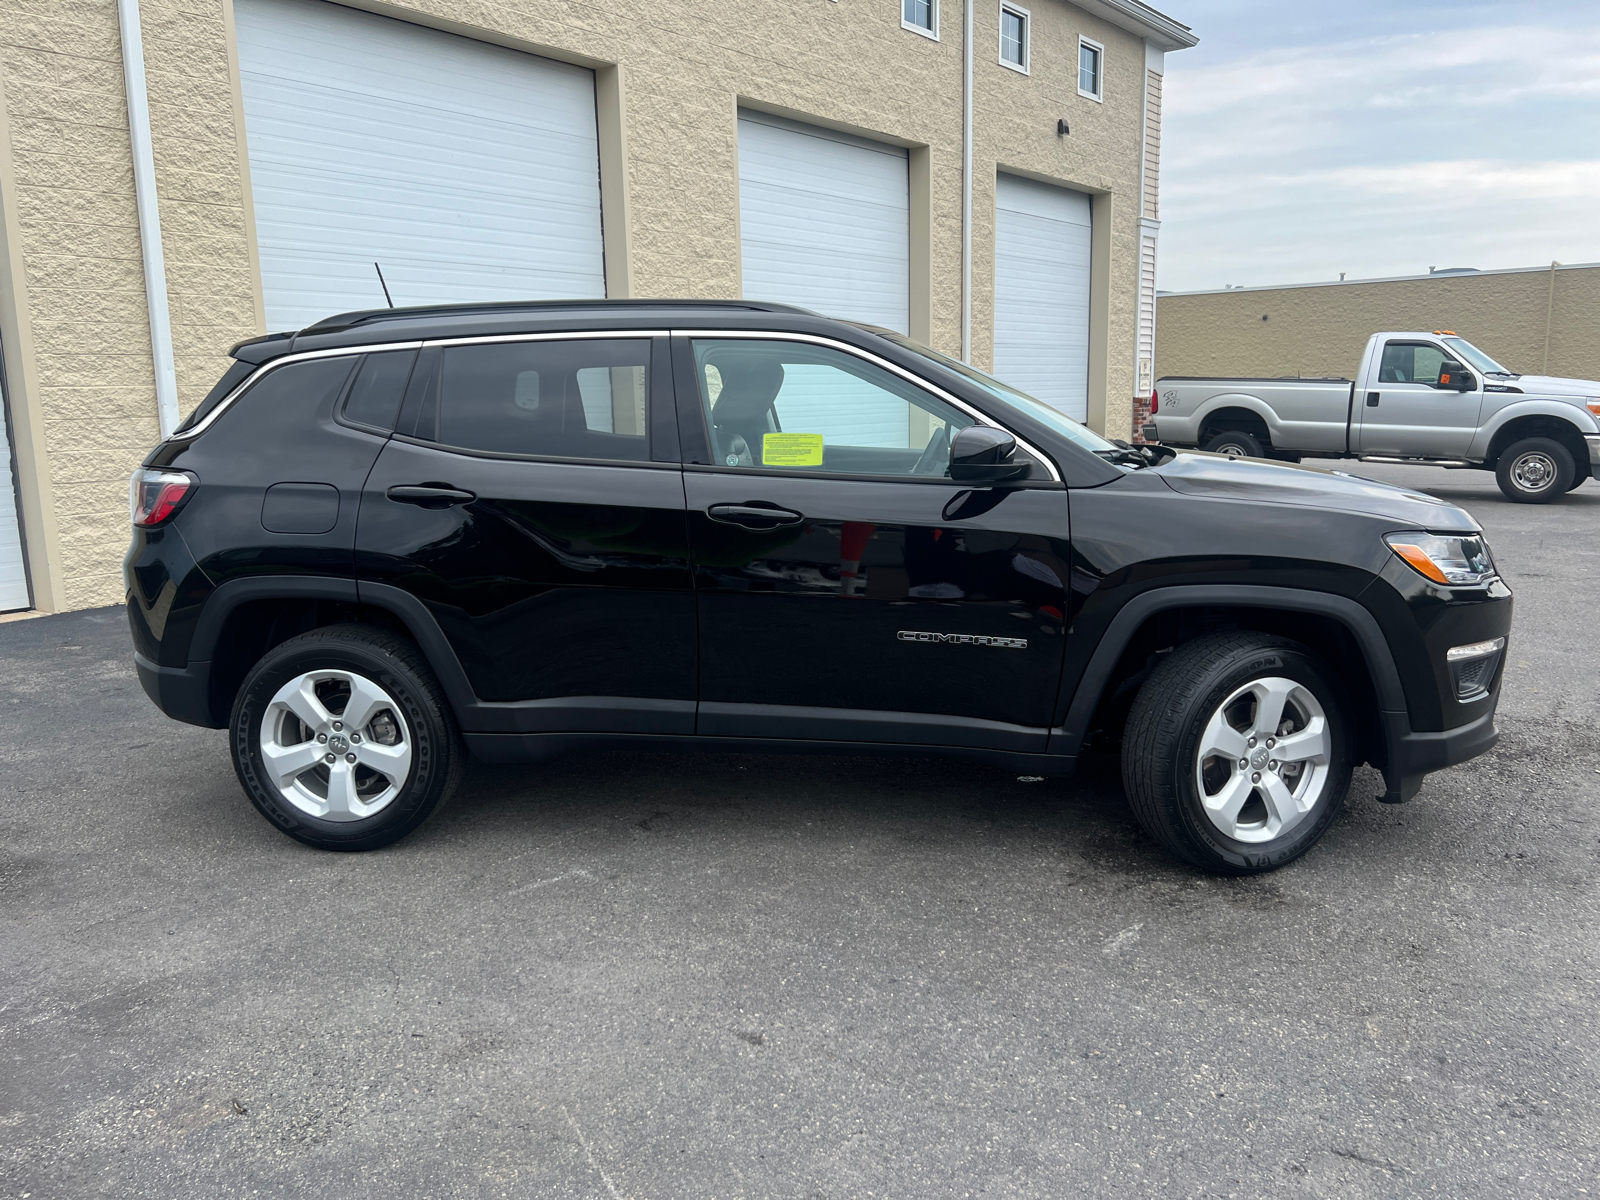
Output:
(421, 330), (670, 348)
(670, 328), (1063, 483)
(168, 340), (423, 441)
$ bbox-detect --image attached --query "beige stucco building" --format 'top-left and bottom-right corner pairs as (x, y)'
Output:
(0, 0), (1193, 614)
(1156, 261), (1600, 383)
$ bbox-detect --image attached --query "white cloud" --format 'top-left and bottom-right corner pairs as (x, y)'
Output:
(1157, 9), (1600, 290)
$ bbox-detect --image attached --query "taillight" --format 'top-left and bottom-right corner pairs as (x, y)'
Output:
(130, 469), (194, 527)
(1150, 388), (1159, 415)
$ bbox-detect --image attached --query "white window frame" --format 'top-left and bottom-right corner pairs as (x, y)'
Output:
(998, 3), (1030, 74)
(902, 0), (939, 41)
(1078, 36), (1105, 101)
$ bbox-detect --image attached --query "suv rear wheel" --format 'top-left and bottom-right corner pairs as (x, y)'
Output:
(1495, 436), (1574, 503)
(1122, 633), (1352, 874)
(230, 625), (464, 851)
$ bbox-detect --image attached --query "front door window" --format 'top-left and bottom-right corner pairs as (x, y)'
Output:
(691, 339), (976, 477)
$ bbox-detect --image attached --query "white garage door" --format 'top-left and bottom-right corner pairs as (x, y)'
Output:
(738, 111), (910, 444)
(0, 380), (26, 611)
(738, 111), (909, 334)
(993, 174), (1092, 421)
(235, 0), (606, 331)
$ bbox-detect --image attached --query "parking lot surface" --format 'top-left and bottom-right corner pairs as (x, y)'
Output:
(2, 464), (1597, 1199)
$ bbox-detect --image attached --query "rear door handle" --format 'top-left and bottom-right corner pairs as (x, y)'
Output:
(386, 484), (476, 508)
(706, 502), (805, 528)
(1366, 391), (1380, 407)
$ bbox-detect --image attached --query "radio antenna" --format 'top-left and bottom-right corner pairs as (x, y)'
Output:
(373, 262), (394, 308)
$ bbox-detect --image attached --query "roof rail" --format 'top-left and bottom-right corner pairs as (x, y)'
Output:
(299, 297), (817, 336)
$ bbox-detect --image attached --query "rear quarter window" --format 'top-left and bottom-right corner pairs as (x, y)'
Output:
(201, 356), (358, 444)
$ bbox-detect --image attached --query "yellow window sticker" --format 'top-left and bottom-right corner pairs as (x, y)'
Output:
(762, 432), (824, 466)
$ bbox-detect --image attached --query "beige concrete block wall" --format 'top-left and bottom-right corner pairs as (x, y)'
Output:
(1, 0), (160, 609)
(1, 0), (1162, 612)
(1156, 264), (1600, 383)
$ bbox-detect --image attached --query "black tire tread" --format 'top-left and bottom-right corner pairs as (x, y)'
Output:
(230, 623), (465, 851)
(1495, 436), (1575, 504)
(1122, 632), (1348, 874)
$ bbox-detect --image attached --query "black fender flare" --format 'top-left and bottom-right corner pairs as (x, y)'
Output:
(1048, 583), (1408, 759)
(183, 575), (481, 725)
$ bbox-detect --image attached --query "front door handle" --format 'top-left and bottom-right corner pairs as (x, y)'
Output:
(387, 484), (476, 508)
(706, 502), (805, 529)
(1366, 391), (1380, 407)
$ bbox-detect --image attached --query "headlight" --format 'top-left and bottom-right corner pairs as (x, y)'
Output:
(1586, 398), (1600, 416)
(1385, 533), (1496, 586)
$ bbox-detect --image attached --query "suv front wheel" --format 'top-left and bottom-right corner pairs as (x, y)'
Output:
(1122, 633), (1352, 874)
(230, 625), (464, 851)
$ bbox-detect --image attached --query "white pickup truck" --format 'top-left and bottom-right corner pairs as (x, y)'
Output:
(1147, 331), (1600, 503)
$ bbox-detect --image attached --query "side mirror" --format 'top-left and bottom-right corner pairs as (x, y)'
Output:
(949, 425), (1032, 484)
(1438, 362), (1475, 392)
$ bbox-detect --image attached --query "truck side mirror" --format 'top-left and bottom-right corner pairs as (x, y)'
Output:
(949, 426), (1032, 484)
(1438, 362), (1475, 392)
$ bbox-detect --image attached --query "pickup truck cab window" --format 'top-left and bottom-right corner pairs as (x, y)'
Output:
(1378, 341), (1463, 388)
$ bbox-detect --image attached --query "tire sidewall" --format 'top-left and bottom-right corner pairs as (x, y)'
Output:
(1497, 438), (1574, 503)
(1205, 431), (1263, 458)
(231, 635), (450, 850)
(1168, 644), (1352, 872)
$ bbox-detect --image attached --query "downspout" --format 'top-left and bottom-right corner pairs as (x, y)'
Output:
(1541, 260), (1559, 374)
(960, 0), (973, 363)
(117, 0), (180, 438)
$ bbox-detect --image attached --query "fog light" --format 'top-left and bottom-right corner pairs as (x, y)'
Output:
(1447, 637), (1504, 700)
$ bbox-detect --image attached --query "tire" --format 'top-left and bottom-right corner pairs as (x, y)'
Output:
(1495, 437), (1574, 503)
(1203, 430), (1265, 458)
(1566, 470), (1588, 492)
(1122, 633), (1353, 874)
(230, 625), (465, 851)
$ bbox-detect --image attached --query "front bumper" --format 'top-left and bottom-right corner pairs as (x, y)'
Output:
(1584, 434), (1600, 478)
(1378, 703), (1499, 803)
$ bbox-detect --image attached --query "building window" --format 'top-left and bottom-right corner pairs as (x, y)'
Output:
(903, 0), (938, 39)
(1078, 37), (1104, 101)
(999, 4), (1029, 73)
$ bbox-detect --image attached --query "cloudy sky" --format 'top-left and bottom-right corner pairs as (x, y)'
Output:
(1157, 0), (1600, 292)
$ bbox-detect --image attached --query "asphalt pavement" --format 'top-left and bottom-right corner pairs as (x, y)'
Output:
(2, 463), (1597, 1198)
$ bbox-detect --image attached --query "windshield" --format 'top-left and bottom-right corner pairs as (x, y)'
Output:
(1442, 336), (1513, 376)
(866, 330), (1122, 453)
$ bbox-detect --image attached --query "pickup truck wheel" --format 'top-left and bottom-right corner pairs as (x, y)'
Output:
(1495, 437), (1574, 503)
(230, 625), (465, 852)
(1203, 430), (1264, 458)
(1121, 633), (1352, 875)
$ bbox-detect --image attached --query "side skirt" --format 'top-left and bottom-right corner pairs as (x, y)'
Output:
(463, 731), (1078, 777)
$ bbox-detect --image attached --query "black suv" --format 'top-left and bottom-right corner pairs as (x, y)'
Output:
(127, 301), (1512, 873)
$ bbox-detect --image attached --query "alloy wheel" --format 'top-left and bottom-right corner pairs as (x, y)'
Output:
(259, 669), (413, 821)
(1194, 676), (1332, 843)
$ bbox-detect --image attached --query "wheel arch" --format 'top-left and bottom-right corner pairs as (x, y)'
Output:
(1196, 401), (1275, 447)
(190, 577), (477, 727)
(1483, 412), (1591, 474)
(1052, 585), (1406, 780)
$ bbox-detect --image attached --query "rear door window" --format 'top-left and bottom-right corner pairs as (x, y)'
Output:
(408, 339), (652, 461)
(340, 349), (417, 432)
